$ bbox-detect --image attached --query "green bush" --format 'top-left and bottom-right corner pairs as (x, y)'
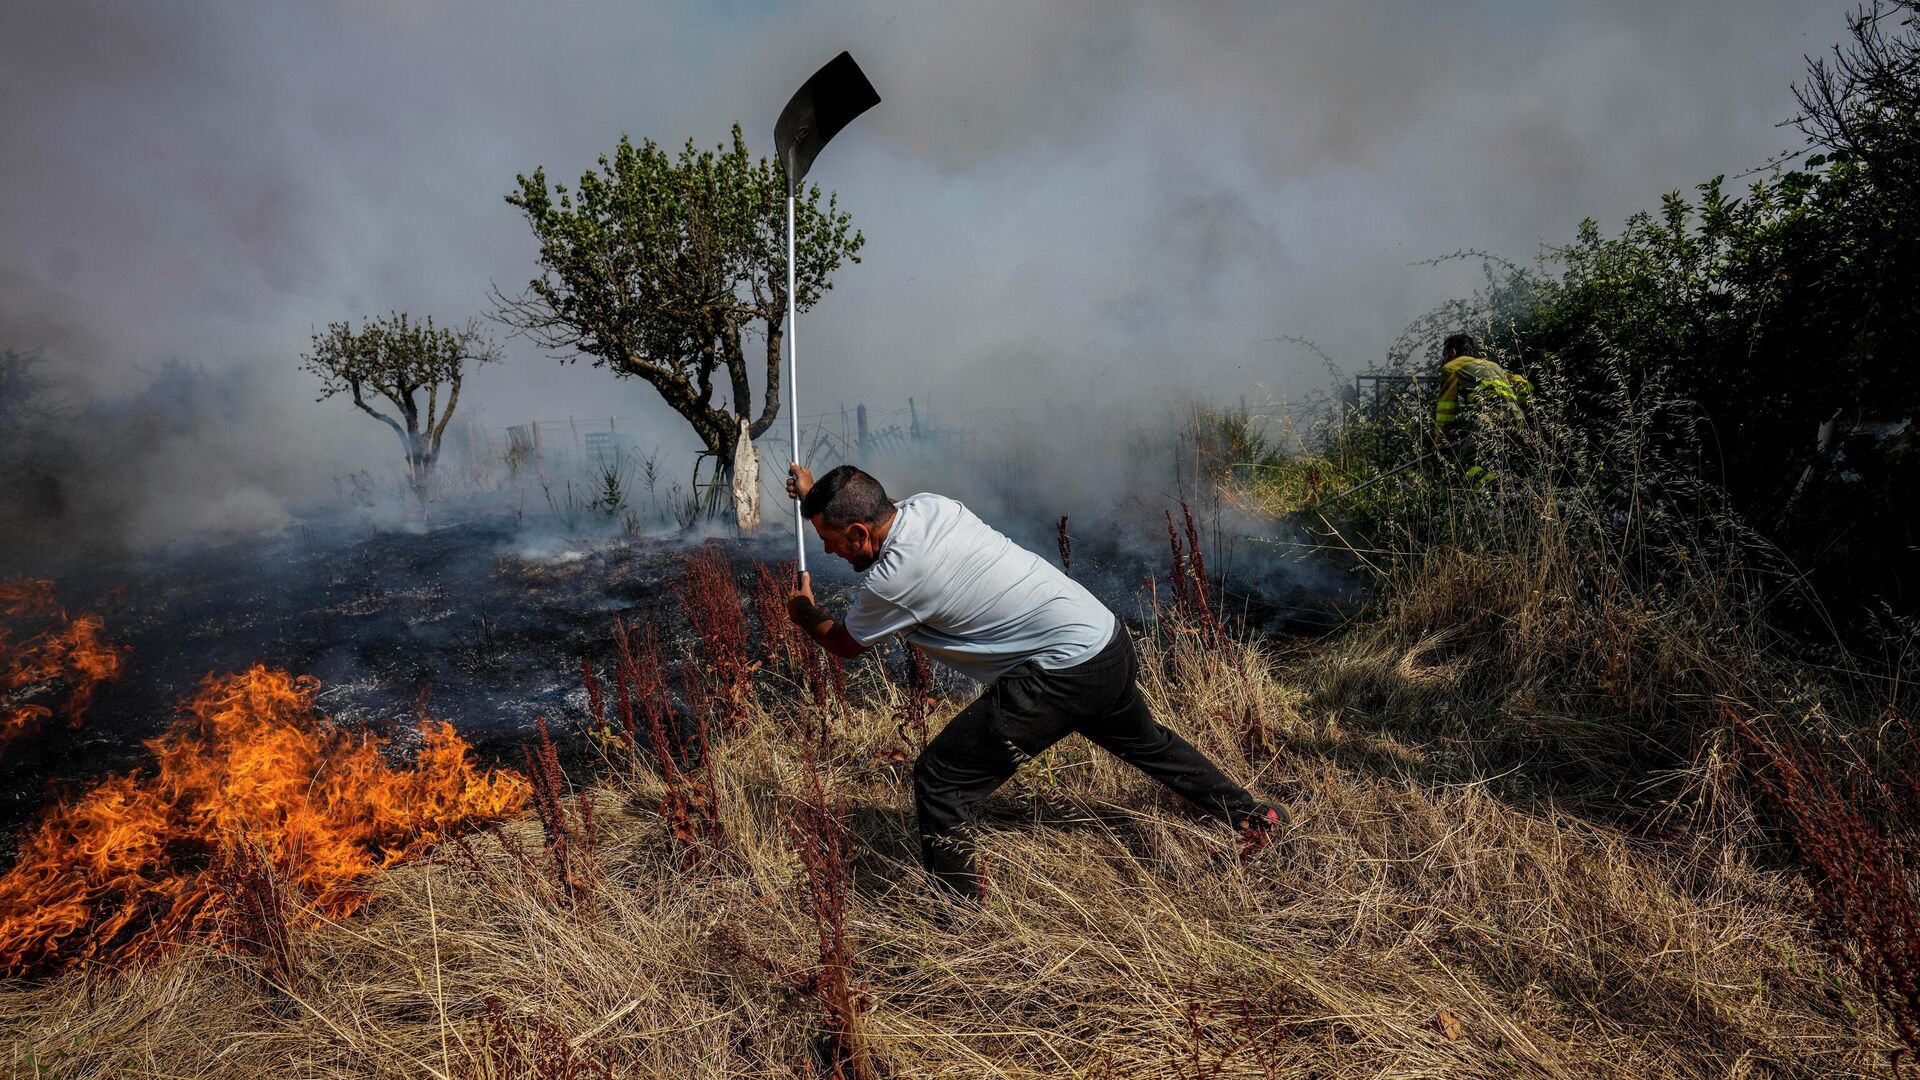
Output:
(1315, 3), (1920, 630)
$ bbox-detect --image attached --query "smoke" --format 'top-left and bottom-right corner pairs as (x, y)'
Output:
(0, 348), (377, 570)
(0, 0), (1857, 563)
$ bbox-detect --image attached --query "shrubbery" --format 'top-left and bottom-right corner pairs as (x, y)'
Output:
(1321, 1), (1920, 630)
(1194, 9), (1920, 1054)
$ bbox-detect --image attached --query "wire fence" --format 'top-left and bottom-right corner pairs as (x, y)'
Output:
(426, 381), (1387, 530)
(467, 398), (991, 471)
(436, 397), (991, 531)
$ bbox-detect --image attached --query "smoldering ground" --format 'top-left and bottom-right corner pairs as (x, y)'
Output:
(0, 335), (1357, 867)
(0, 348), (374, 569)
(0, 395), (1358, 851)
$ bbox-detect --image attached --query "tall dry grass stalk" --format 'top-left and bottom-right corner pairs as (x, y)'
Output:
(786, 750), (880, 1080)
(1163, 503), (1222, 650)
(1733, 707), (1920, 1064)
(607, 617), (723, 862)
(889, 646), (934, 759)
(753, 557), (849, 743)
(675, 543), (755, 734)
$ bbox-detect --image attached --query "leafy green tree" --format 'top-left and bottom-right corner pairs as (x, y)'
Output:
(495, 124), (863, 519)
(301, 312), (497, 495)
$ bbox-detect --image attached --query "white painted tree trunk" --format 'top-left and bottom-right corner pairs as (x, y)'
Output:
(731, 417), (761, 532)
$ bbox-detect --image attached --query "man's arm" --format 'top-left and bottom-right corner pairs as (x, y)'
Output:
(788, 572), (870, 660)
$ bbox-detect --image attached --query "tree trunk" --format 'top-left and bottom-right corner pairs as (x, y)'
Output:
(731, 417), (760, 532)
(400, 392), (431, 501)
(405, 431), (430, 500)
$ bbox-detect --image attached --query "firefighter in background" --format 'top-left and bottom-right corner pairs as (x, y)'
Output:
(1433, 332), (1532, 485)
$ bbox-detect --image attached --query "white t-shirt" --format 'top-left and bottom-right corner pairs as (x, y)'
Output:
(843, 493), (1117, 684)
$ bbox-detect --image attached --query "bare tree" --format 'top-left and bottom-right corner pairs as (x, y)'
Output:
(301, 313), (497, 496)
(1794, 0), (1920, 163)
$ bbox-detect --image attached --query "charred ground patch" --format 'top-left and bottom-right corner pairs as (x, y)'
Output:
(0, 501), (1352, 860)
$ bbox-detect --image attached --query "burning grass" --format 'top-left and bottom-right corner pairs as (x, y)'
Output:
(0, 456), (1908, 1073)
(0, 665), (526, 978)
(0, 587), (1899, 1076)
(0, 579), (126, 746)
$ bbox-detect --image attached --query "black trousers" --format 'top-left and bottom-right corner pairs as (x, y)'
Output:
(911, 625), (1259, 896)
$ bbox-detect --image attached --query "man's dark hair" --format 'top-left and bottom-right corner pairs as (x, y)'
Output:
(801, 465), (894, 529)
(1442, 332), (1477, 358)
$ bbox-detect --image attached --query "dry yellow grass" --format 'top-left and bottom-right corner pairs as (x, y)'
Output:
(0, 616), (1895, 1079)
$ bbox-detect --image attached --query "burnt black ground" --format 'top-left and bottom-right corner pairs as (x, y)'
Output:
(0, 497), (1357, 859)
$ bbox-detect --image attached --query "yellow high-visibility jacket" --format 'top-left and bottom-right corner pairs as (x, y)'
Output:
(1434, 355), (1532, 442)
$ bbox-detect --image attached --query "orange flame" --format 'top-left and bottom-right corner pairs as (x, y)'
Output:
(1, 579), (128, 745)
(0, 579), (59, 618)
(0, 665), (528, 977)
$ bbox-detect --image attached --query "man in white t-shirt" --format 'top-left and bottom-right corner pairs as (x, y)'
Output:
(785, 463), (1286, 898)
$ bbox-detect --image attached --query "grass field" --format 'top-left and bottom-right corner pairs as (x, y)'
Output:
(0, 561), (1897, 1078)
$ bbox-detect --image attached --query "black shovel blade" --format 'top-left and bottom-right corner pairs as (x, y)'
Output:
(774, 51), (880, 193)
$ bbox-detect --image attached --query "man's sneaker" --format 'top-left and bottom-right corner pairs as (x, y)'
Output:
(1236, 801), (1290, 860)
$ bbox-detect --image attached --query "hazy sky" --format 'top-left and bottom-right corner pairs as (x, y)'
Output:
(0, 0), (1858, 537)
